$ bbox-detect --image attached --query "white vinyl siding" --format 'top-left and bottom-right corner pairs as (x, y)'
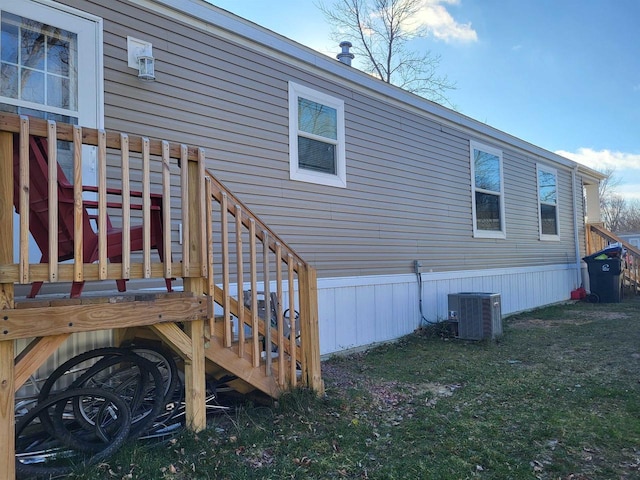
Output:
(537, 164), (560, 240)
(288, 81), (346, 188)
(470, 140), (506, 239)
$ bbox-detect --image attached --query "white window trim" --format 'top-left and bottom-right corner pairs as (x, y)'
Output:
(537, 163), (560, 241)
(4, 0), (104, 263)
(470, 140), (506, 239)
(288, 82), (346, 188)
(1, 0), (104, 129)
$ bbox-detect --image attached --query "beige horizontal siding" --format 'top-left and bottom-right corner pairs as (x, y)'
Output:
(59, 0), (585, 279)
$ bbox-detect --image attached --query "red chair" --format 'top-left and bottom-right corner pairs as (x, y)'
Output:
(13, 134), (172, 298)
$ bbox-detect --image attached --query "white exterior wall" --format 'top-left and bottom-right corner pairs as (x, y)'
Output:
(318, 264), (577, 356)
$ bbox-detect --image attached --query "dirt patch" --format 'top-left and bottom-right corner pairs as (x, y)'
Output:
(508, 309), (631, 330)
(322, 359), (461, 422)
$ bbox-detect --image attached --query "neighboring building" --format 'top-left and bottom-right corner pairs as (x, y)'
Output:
(1, 0), (604, 356)
(617, 233), (640, 249)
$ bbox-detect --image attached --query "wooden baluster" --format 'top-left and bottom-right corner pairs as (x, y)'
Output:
(205, 178), (214, 334)
(18, 117), (29, 284)
(198, 148), (207, 278)
(288, 254), (296, 387)
(162, 141), (172, 281)
(263, 231), (272, 376)
(142, 138), (151, 278)
(121, 134), (131, 281)
(180, 144), (190, 277)
(72, 126), (83, 283)
(97, 129), (107, 280)
(236, 205), (245, 358)
(47, 121), (58, 283)
(249, 219), (260, 367)
(275, 243), (285, 386)
(221, 193), (231, 347)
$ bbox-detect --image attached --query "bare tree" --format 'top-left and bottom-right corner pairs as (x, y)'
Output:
(316, 0), (456, 105)
(598, 166), (627, 232)
(617, 200), (640, 233)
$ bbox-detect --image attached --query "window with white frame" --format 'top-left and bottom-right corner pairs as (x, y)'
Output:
(288, 82), (346, 188)
(537, 164), (559, 240)
(0, 1), (103, 183)
(470, 141), (505, 238)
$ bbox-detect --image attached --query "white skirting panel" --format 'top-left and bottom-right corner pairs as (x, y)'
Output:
(317, 263), (579, 356)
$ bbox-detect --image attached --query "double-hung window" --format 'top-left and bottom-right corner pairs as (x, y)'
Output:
(288, 82), (346, 188)
(470, 141), (505, 238)
(537, 164), (559, 240)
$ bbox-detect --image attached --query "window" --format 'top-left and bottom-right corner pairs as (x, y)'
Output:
(1, 12), (78, 116)
(537, 164), (559, 240)
(2, 1), (102, 263)
(0, 1), (103, 182)
(288, 82), (346, 188)
(470, 141), (505, 238)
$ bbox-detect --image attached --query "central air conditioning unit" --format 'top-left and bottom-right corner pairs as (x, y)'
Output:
(448, 292), (502, 340)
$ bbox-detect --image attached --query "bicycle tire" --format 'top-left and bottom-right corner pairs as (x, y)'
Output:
(67, 353), (165, 440)
(39, 344), (177, 413)
(142, 370), (185, 439)
(121, 341), (179, 406)
(36, 347), (125, 437)
(16, 388), (130, 479)
(38, 347), (125, 400)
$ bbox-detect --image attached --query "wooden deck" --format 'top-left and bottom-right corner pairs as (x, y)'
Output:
(0, 113), (322, 480)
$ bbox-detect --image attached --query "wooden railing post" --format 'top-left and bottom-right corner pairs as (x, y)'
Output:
(298, 264), (324, 395)
(0, 130), (16, 480)
(182, 151), (207, 432)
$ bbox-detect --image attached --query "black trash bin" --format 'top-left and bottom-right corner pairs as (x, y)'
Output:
(582, 244), (624, 303)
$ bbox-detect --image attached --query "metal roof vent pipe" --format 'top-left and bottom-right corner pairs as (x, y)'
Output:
(337, 41), (354, 66)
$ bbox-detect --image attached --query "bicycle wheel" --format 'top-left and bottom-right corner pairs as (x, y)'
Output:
(39, 344), (177, 412)
(38, 347), (126, 399)
(140, 370), (185, 442)
(66, 353), (165, 440)
(16, 388), (130, 479)
(121, 341), (179, 406)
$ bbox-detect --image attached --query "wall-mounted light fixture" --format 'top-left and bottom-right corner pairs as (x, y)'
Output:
(137, 55), (155, 80)
(127, 36), (156, 81)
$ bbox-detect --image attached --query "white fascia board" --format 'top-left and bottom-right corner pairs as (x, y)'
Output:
(130, 0), (588, 174)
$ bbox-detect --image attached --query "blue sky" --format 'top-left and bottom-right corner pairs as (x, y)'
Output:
(211, 0), (640, 200)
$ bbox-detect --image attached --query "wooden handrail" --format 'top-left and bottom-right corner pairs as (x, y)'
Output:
(0, 110), (324, 480)
(205, 169), (322, 392)
(0, 113), (201, 161)
(0, 110), (323, 395)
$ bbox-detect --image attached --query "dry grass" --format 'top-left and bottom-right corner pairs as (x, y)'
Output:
(71, 296), (640, 479)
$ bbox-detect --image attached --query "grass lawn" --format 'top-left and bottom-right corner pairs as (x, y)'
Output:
(71, 297), (640, 479)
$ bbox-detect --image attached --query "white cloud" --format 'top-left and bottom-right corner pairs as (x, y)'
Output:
(618, 183), (640, 201)
(555, 148), (640, 172)
(409, 0), (478, 43)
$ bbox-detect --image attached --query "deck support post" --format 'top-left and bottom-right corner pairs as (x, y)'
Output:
(183, 280), (206, 432)
(0, 130), (16, 479)
(298, 265), (324, 395)
(182, 148), (207, 432)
